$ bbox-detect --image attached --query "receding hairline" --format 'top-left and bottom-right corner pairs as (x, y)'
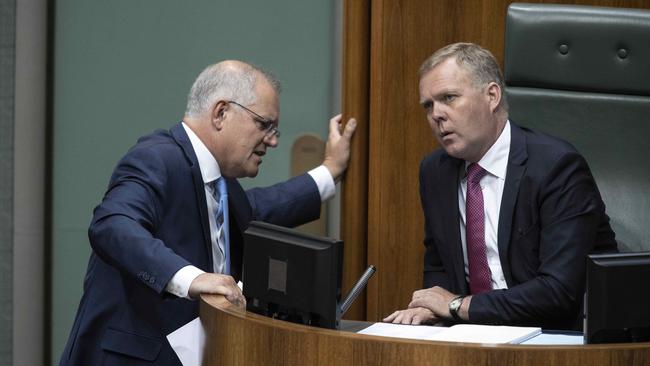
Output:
(419, 55), (462, 77)
(184, 59), (282, 117)
(219, 60), (280, 91)
(419, 53), (453, 78)
(418, 42), (498, 78)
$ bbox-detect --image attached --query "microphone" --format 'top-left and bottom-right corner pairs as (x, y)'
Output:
(339, 265), (376, 316)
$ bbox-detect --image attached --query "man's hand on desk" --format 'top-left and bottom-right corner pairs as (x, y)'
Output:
(383, 307), (438, 325)
(408, 286), (472, 321)
(383, 286), (474, 325)
(188, 273), (246, 308)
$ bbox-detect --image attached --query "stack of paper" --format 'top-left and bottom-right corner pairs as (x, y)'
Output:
(427, 324), (541, 344)
(358, 323), (541, 344)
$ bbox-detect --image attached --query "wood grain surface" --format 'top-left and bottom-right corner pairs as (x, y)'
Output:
(201, 294), (650, 366)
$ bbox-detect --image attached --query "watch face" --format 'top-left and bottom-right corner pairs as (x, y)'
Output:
(450, 298), (462, 310)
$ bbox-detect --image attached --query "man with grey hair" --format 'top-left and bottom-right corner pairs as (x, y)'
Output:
(60, 60), (357, 365)
(385, 43), (616, 330)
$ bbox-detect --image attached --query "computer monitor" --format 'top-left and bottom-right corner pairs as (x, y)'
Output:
(242, 221), (343, 329)
(585, 252), (650, 344)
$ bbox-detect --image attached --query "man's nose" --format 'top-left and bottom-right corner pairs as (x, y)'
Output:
(431, 102), (446, 122)
(427, 103), (444, 126)
(264, 133), (279, 147)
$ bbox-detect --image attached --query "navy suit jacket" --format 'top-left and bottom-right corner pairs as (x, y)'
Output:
(60, 123), (322, 365)
(419, 123), (617, 330)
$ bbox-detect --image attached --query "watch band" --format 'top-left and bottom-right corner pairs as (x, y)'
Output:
(449, 295), (465, 321)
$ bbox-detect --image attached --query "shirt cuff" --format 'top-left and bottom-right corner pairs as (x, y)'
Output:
(165, 265), (205, 299)
(308, 165), (336, 202)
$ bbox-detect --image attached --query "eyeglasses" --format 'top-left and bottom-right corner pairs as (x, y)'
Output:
(226, 100), (280, 139)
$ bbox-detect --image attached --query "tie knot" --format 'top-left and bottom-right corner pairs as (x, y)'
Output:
(216, 177), (227, 197)
(467, 163), (487, 183)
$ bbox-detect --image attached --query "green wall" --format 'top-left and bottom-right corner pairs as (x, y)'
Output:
(51, 1), (335, 363)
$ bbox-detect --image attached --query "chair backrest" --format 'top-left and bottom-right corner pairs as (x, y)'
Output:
(504, 3), (650, 252)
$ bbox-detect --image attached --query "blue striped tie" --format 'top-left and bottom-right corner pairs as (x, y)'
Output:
(214, 177), (230, 274)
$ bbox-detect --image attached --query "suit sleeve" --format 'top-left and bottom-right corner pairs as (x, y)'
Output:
(246, 173), (321, 227)
(88, 146), (191, 295)
(469, 152), (604, 328)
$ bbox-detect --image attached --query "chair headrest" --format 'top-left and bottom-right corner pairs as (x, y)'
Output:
(505, 3), (650, 96)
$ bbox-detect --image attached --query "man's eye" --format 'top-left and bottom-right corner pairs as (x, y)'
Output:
(444, 95), (456, 103)
(422, 101), (433, 111)
(256, 119), (271, 130)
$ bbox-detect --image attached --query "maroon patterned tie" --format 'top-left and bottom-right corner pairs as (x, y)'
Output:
(466, 163), (492, 294)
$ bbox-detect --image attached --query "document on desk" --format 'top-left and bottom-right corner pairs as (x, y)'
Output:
(358, 322), (448, 340)
(520, 332), (584, 345)
(358, 323), (541, 344)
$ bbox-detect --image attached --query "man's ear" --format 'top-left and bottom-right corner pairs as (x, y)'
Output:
(211, 100), (229, 130)
(486, 82), (502, 114)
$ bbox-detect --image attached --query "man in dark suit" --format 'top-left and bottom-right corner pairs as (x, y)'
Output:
(59, 60), (357, 365)
(384, 43), (616, 330)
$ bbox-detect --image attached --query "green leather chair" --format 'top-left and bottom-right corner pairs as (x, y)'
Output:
(504, 3), (650, 252)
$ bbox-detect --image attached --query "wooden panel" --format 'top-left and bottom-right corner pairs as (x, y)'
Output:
(366, 0), (442, 322)
(291, 134), (327, 236)
(201, 294), (650, 366)
(343, 0), (650, 321)
(340, 0), (371, 320)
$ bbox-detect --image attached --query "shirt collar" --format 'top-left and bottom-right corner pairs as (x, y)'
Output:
(466, 120), (511, 180)
(182, 122), (222, 184)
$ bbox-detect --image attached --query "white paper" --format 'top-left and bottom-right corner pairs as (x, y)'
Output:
(520, 333), (583, 345)
(166, 317), (206, 366)
(427, 324), (541, 344)
(359, 323), (541, 344)
(358, 322), (448, 340)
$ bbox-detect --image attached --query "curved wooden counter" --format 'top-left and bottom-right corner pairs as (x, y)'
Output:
(200, 294), (650, 365)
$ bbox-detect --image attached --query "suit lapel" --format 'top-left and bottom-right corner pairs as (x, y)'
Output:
(439, 155), (468, 294)
(225, 178), (252, 280)
(498, 123), (528, 285)
(170, 122), (214, 272)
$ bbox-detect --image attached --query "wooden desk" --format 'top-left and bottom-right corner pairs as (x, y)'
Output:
(200, 295), (650, 365)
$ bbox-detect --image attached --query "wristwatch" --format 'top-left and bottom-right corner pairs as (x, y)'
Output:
(448, 295), (465, 321)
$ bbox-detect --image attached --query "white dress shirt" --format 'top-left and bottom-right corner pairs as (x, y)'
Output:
(458, 121), (511, 290)
(165, 122), (336, 298)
